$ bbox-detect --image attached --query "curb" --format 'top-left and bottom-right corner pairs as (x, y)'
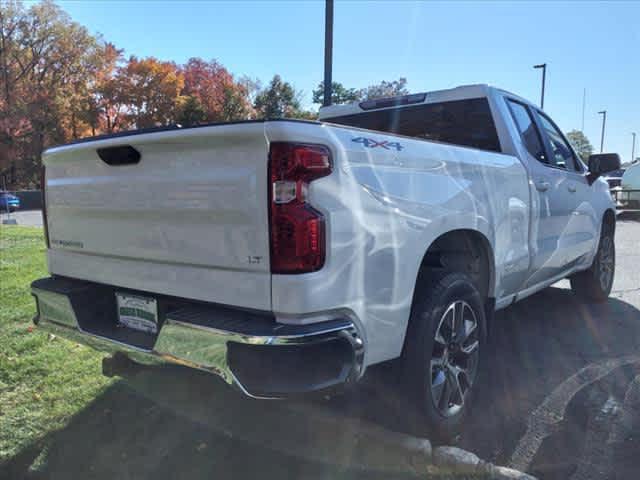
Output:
(433, 446), (538, 479)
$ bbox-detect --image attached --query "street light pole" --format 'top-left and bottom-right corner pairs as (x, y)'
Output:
(598, 110), (607, 153)
(533, 63), (546, 109)
(632, 132), (636, 164)
(323, 0), (334, 107)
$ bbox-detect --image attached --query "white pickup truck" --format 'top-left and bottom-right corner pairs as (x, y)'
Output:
(31, 84), (620, 439)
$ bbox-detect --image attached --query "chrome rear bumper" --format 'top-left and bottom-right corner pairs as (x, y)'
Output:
(31, 277), (364, 399)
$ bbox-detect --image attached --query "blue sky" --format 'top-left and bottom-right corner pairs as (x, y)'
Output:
(53, 0), (639, 162)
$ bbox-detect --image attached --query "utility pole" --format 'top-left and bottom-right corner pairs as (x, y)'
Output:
(323, 0), (334, 107)
(598, 110), (607, 153)
(632, 132), (636, 164)
(533, 63), (547, 109)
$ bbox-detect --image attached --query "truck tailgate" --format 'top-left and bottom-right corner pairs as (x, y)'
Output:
(43, 122), (272, 310)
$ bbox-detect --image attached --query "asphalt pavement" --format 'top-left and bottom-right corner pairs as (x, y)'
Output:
(0, 210), (43, 227)
(2, 213), (639, 480)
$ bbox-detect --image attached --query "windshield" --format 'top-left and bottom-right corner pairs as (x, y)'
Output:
(324, 98), (502, 153)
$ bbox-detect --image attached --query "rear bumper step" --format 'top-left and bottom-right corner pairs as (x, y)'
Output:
(31, 277), (364, 398)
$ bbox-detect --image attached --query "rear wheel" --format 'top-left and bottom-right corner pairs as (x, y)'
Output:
(402, 272), (486, 441)
(570, 221), (615, 302)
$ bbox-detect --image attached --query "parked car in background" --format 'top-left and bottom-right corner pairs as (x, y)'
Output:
(603, 168), (625, 189)
(0, 191), (20, 212)
(31, 84), (620, 440)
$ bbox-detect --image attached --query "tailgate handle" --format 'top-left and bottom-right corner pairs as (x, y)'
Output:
(97, 146), (141, 166)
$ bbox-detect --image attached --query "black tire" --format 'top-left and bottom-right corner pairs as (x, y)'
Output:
(402, 271), (486, 442)
(570, 222), (615, 302)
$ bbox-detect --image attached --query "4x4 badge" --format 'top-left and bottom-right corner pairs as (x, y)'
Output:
(351, 137), (403, 151)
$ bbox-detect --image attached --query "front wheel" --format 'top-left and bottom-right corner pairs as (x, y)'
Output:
(402, 272), (486, 441)
(570, 222), (615, 302)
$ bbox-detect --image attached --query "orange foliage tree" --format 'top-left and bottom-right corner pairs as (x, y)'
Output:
(179, 58), (254, 125)
(0, 1), (305, 188)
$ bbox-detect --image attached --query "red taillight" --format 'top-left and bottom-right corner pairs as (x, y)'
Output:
(40, 165), (50, 248)
(268, 142), (332, 273)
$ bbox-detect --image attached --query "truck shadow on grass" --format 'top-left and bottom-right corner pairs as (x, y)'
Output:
(1, 373), (429, 480)
(3, 286), (640, 480)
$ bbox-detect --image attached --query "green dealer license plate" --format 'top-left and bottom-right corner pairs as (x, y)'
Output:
(116, 293), (158, 334)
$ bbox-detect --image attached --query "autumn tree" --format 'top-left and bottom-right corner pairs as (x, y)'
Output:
(88, 42), (125, 134)
(116, 56), (184, 128)
(0, 0), (100, 186)
(254, 75), (302, 118)
(178, 58), (253, 125)
(0, 2), (312, 187)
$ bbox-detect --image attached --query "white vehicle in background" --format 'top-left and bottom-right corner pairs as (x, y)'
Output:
(613, 161), (640, 210)
(602, 168), (625, 190)
(31, 84), (621, 440)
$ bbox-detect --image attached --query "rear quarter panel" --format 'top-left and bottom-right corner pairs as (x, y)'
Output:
(267, 122), (530, 366)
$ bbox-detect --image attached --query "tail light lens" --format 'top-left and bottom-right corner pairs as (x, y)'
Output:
(41, 165), (50, 248)
(268, 142), (332, 273)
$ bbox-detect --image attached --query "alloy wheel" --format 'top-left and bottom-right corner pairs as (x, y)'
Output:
(598, 235), (614, 292)
(430, 300), (480, 417)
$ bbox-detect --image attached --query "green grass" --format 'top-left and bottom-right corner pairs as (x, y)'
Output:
(0, 226), (111, 461)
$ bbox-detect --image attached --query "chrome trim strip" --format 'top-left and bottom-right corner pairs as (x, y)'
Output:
(164, 317), (357, 343)
(31, 286), (364, 399)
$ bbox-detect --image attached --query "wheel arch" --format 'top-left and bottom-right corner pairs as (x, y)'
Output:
(413, 229), (495, 302)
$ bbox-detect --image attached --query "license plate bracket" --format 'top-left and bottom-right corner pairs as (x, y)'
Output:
(116, 292), (158, 334)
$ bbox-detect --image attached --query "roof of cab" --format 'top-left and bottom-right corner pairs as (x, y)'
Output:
(318, 84), (535, 120)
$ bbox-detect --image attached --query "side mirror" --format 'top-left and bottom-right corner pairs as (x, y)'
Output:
(587, 153), (621, 184)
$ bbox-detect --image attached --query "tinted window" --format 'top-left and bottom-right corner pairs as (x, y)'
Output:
(507, 100), (547, 164)
(536, 112), (579, 171)
(325, 98), (501, 152)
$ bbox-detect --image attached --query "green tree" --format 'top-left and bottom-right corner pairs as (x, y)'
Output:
(288, 109), (318, 120)
(254, 75), (301, 118)
(219, 84), (254, 121)
(566, 130), (594, 162)
(312, 81), (360, 105)
(176, 95), (207, 127)
(238, 75), (261, 104)
(358, 77), (409, 100)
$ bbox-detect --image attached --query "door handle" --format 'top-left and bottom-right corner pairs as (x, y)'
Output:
(568, 184), (577, 193)
(535, 180), (550, 192)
